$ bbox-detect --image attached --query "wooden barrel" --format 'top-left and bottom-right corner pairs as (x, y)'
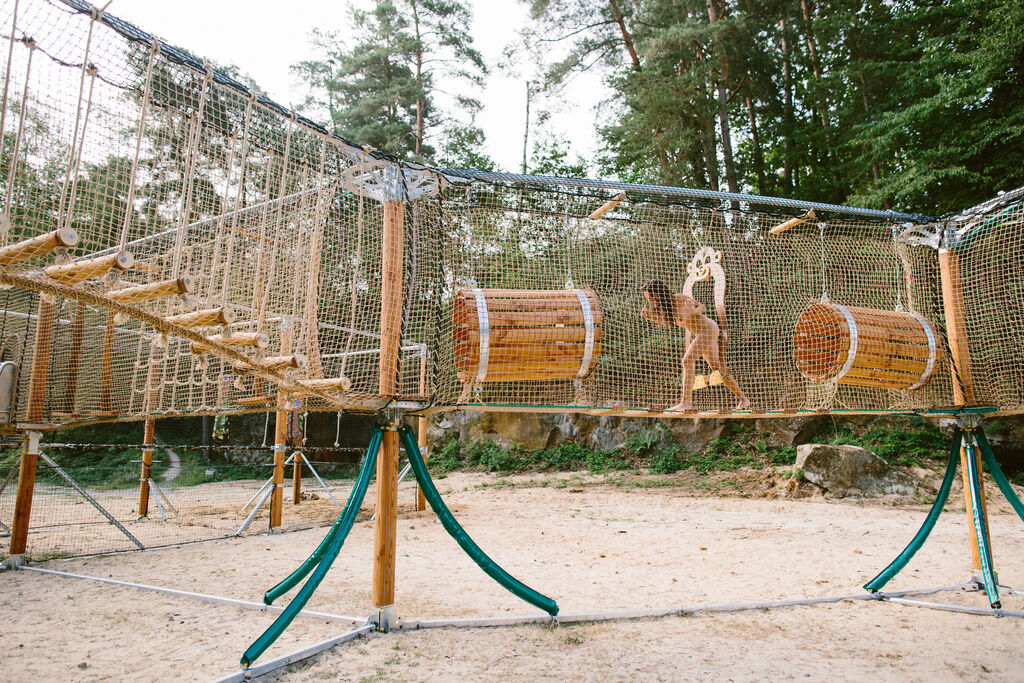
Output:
(454, 288), (602, 383)
(794, 302), (940, 390)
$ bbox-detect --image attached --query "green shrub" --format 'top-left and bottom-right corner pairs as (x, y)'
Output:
(648, 449), (683, 474)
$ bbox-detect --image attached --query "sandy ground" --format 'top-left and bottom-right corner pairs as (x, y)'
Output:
(1, 471), (1023, 681)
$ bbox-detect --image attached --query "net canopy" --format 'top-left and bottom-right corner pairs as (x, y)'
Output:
(0, 0), (1022, 430)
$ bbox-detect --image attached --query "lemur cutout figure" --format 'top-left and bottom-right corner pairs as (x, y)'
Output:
(640, 247), (750, 412)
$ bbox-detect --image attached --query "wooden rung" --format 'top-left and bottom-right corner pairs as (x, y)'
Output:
(44, 250), (133, 285)
(235, 395), (275, 406)
(191, 331), (268, 353)
(588, 192), (626, 220)
(107, 277), (194, 303)
(166, 307), (237, 328)
(234, 354), (306, 373)
(0, 227), (79, 267)
(769, 209), (816, 235)
(300, 377), (353, 392)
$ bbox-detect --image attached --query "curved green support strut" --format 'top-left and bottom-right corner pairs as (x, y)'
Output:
(264, 429), (383, 605)
(241, 430), (380, 668)
(963, 435), (1000, 608)
(975, 427), (1024, 524)
(864, 429), (962, 593)
(398, 425), (559, 616)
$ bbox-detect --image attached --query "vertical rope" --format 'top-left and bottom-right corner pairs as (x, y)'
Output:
(57, 5), (100, 226)
(169, 63), (213, 265)
(119, 39), (160, 250)
(60, 64), (97, 235)
(338, 153), (366, 381)
(258, 110), (296, 330)
(3, 37), (35, 233)
(818, 221), (829, 303)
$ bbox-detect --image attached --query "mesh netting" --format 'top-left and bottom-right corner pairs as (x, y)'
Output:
(0, 0), (1021, 431)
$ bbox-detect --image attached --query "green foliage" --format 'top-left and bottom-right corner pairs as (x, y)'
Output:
(827, 419), (946, 467)
(291, 0), (486, 163)
(526, 0), (1023, 214)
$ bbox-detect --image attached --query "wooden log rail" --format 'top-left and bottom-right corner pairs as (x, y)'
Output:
(108, 276), (194, 303)
(191, 331), (268, 354)
(166, 307), (236, 328)
(44, 251), (133, 285)
(0, 227), (79, 267)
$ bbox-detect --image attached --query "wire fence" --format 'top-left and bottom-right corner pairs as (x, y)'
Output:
(0, 443), (371, 560)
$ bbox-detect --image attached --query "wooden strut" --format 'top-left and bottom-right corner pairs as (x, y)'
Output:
(270, 325), (292, 532)
(138, 340), (164, 517)
(191, 331), (269, 354)
(374, 200), (404, 617)
(769, 209), (816, 235)
(588, 192), (626, 220)
(8, 291), (56, 557)
(233, 354), (306, 374)
(166, 306), (236, 328)
(0, 226), (78, 267)
(416, 352), (427, 511)
(108, 276), (193, 303)
(44, 250), (133, 285)
(939, 247), (987, 571)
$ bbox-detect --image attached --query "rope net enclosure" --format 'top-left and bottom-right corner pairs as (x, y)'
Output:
(0, 0), (1021, 430)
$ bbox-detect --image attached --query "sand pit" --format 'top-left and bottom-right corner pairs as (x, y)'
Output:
(1, 471), (1022, 681)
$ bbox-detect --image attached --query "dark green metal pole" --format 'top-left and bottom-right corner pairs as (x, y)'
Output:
(864, 428), (962, 593)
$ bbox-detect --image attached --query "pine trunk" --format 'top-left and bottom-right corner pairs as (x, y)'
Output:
(779, 18), (794, 193)
(707, 0), (738, 194)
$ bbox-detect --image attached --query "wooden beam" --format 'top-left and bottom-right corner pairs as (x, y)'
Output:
(7, 432), (40, 557)
(960, 434), (992, 572)
(138, 419), (155, 517)
(60, 301), (86, 415)
(769, 209), (816, 235)
(44, 250), (133, 285)
(108, 276), (193, 303)
(166, 307), (236, 328)
(938, 249), (975, 405)
(270, 325), (292, 531)
(191, 331), (268, 354)
(588, 192), (626, 220)
(373, 200), (404, 617)
(0, 226), (78, 267)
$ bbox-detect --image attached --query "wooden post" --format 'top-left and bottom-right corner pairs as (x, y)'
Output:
(270, 324), (292, 531)
(98, 310), (115, 415)
(138, 339), (163, 517)
(138, 419), (155, 516)
(416, 415), (427, 511)
(8, 431), (40, 559)
(939, 247), (988, 571)
(373, 200), (404, 622)
(415, 351), (427, 511)
(8, 293), (55, 559)
(960, 432), (991, 571)
(292, 413), (302, 506)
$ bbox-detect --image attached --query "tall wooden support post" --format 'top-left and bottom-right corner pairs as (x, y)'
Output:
(270, 325), (293, 532)
(373, 200), (404, 628)
(939, 247), (990, 573)
(7, 294), (55, 563)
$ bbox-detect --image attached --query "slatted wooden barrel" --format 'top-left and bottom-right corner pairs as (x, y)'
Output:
(794, 302), (940, 390)
(454, 288), (602, 383)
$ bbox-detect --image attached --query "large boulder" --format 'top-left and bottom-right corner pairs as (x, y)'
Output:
(795, 443), (918, 495)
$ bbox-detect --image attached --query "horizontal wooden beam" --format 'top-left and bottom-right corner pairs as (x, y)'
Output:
(0, 227), (79, 267)
(44, 251), (133, 285)
(166, 307), (236, 328)
(107, 277), (194, 303)
(769, 209), (816, 235)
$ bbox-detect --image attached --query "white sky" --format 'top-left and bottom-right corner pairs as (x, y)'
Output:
(105, 0), (609, 173)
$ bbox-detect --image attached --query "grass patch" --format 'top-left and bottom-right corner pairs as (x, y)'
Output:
(827, 418), (946, 467)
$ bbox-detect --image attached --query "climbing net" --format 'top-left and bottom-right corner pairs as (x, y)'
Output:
(0, 0), (1022, 430)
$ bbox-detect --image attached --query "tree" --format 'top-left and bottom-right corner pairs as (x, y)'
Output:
(292, 0), (486, 163)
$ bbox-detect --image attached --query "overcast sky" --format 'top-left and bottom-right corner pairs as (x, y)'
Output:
(106, 0), (608, 173)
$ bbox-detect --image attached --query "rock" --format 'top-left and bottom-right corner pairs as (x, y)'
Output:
(795, 443), (918, 495)
(754, 415), (830, 447)
(589, 426), (627, 452)
(667, 418), (725, 451)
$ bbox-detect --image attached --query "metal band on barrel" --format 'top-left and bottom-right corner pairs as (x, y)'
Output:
(907, 312), (937, 390)
(472, 288), (489, 383)
(572, 289), (595, 378)
(833, 303), (859, 382)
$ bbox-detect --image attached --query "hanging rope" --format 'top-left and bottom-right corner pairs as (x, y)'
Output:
(891, 225), (904, 312)
(3, 36), (35, 239)
(818, 222), (829, 303)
